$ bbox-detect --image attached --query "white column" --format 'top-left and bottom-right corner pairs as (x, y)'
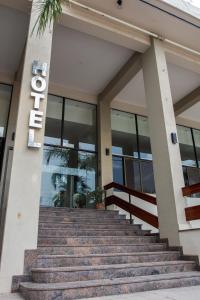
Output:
(142, 38), (188, 246)
(98, 100), (113, 188)
(0, 0), (53, 292)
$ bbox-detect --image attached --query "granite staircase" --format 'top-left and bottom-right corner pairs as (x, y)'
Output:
(20, 207), (200, 299)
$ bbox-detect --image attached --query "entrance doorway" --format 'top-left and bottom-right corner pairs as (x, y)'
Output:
(40, 96), (97, 208)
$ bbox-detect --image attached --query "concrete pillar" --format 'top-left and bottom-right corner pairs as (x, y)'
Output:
(97, 100), (113, 188)
(142, 38), (188, 246)
(0, 0), (53, 292)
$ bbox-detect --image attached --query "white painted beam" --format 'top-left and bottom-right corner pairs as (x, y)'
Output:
(174, 86), (200, 116)
(98, 52), (142, 103)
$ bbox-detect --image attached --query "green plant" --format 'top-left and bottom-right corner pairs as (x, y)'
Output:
(53, 190), (65, 207)
(87, 186), (105, 205)
(33, 0), (69, 36)
(73, 193), (86, 208)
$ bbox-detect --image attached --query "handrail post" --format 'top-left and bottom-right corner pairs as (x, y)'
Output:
(129, 193), (133, 224)
(104, 189), (107, 210)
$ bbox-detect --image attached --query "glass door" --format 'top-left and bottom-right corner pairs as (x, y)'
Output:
(41, 96), (97, 208)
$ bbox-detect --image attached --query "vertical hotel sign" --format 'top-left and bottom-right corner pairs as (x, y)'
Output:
(28, 60), (48, 148)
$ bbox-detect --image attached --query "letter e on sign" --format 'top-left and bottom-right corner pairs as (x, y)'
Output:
(29, 110), (43, 129)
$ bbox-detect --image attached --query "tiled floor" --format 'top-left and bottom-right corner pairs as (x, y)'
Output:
(1, 286), (200, 300)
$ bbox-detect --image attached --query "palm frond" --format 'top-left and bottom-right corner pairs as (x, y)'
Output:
(46, 147), (70, 165)
(32, 0), (69, 36)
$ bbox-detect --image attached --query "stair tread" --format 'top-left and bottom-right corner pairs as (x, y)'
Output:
(38, 242), (165, 247)
(38, 243), (165, 249)
(39, 228), (143, 231)
(38, 236), (154, 239)
(32, 260), (195, 273)
(20, 272), (200, 290)
(37, 251), (180, 259)
(39, 222), (134, 225)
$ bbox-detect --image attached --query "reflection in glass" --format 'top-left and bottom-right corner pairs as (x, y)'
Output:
(63, 99), (97, 151)
(124, 158), (141, 191)
(113, 156), (124, 185)
(111, 110), (138, 157)
(137, 116), (152, 160)
(183, 166), (200, 197)
(177, 125), (197, 167)
(0, 84), (12, 177)
(193, 129), (200, 167)
(140, 161), (155, 194)
(40, 147), (97, 208)
(44, 95), (62, 145)
(0, 84), (12, 138)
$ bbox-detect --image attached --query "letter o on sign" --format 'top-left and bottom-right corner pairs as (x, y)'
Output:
(31, 76), (46, 92)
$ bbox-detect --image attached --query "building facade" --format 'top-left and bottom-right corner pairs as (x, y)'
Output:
(0, 0), (200, 293)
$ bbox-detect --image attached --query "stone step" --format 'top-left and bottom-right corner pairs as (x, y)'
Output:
(39, 209), (119, 217)
(39, 215), (129, 224)
(31, 261), (196, 283)
(20, 272), (200, 300)
(37, 236), (157, 246)
(37, 243), (167, 255)
(39, 222), (141, 230)
(36, 251), (181, 268)
(40, 208), (109, 213)
(39, 213), (123, 220)
(38, 228), (150, 237)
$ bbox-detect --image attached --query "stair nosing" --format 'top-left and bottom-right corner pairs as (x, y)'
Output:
(31, 260), (195, 273)
(37, 250), (180, 259)
(20, 272), (200, 291)
(38, 242), (165, 247)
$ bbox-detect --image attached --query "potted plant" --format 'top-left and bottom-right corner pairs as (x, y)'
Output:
(87, 187), (105, 209)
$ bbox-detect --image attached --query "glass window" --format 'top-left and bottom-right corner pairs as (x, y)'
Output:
(111, 110), (138, 157)
(0, 84), (12, 138)
(193, 129), (200, 167)
(63, 99), (97, 151)
(113, 156), (124, 185)
(177, 125), (197, 167)
(44, 95), (63, 146)
(124, 158), (141, 191)
(0, 84), (12, 177)
(137, 116), (152, 160)
(40, 146), (97, 208)
(140, 161), (155, 194)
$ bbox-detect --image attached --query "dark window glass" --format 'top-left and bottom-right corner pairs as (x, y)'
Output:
(63, 99), (97, 151)
(113, 156), (124, 185)
(183, 166), (200, 197)
(44, 95), (62, 146)
(137, 116), (152, 160)
(193, 129), (200, 167)
(111, 110), (138, 157)
(0, 84), (12, 177)
(124, 158), (141, 191)
(177, 125), (197, 167)
(140, 161), (155, 194)
(0, 84), (12, 138)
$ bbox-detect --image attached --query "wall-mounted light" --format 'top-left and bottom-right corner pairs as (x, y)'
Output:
(116, 0), (123, 8)
(105, 148), (110, 156)
(171, 132), (178, 144)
